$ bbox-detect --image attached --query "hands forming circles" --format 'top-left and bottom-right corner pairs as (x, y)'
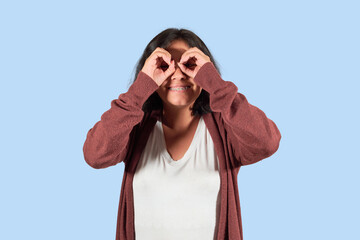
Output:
(140, 47), (211, 87)
(177, 47), (211, 79)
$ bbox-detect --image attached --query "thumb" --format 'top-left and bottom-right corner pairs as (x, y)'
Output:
(177, 62), (190, 76)
(164, 60), (176, 78)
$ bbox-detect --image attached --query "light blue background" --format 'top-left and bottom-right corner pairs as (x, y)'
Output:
(1, 0), (359, 239)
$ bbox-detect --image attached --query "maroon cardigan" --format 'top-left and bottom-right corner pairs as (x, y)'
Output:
(83, 62), (282, 240)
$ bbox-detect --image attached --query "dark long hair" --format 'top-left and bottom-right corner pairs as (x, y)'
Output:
(130, 28), (222, 116)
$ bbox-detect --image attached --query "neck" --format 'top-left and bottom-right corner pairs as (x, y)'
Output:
(161, 104), (198, 131)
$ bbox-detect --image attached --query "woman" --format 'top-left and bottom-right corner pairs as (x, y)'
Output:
(83, 28), (282, 240)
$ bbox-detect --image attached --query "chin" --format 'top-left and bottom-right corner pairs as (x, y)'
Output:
(163, 98), (197, 108)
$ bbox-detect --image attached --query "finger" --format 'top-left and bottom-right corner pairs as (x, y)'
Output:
(155, 53), (172, 66)
(180, 51), (199, 65)
(154, 48), (172, 65)
(164, 60), (176, 77)
(155, 47), (172, 55)
(177, 62), (191, 76)
(193, 65), (201, 75)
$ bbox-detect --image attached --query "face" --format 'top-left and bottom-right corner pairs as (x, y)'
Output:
(155, 39), (203, 111)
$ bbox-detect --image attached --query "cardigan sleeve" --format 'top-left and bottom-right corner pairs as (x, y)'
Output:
(194, 62), (282, 166)
(83, 71), (159, 169)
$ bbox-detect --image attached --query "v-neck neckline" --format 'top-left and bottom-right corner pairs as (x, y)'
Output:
(158, 116), (203, 166)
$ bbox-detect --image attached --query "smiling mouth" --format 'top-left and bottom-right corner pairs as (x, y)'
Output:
(167, 86), (191, 91)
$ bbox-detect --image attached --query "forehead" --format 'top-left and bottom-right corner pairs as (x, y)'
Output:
(165, 40), (190, 60)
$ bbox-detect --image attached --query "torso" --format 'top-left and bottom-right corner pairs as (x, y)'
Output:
(162, 115), (201, 161)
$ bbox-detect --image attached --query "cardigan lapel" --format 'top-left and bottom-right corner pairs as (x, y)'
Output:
(203, 112), (228, 240)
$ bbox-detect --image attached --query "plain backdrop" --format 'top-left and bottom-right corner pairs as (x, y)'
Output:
(1, 0), (359, 239)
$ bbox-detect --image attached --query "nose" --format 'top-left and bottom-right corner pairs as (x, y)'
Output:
(171, 62), (186, 80)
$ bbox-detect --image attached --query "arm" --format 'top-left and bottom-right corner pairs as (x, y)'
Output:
(194, 62), (282, 166)
(82, 71), (159, 169)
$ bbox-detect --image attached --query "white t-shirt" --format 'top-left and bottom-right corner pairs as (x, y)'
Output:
(133, 115), (221, 240)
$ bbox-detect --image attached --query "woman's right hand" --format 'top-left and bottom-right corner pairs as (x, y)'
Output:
(140, 47), (176, 87)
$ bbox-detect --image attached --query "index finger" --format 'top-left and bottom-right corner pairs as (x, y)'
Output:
(153, 47), (172, 65)
(179, 49), (200, 64)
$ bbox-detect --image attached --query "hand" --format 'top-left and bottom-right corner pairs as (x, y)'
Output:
(140, 47), (176, 86)
(177, 47), (211, 79)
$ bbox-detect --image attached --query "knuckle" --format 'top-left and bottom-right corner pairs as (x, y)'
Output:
(154, 47), (162, 54)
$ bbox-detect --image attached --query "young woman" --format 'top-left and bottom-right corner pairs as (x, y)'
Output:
(83, 28), (282, 240)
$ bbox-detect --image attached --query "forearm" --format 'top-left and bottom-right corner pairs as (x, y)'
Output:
(194, 62), (282, 165)
(83, 71), (158, 169)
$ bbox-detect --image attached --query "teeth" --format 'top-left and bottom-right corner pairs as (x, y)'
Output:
(169, 86), (190, 91)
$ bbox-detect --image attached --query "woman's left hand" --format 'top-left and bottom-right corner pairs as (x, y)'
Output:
(177, 47), (211, 79)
